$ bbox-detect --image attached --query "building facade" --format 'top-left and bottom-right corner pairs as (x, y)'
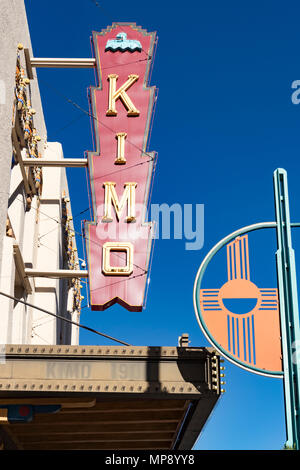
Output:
(0, 1), (221, 451)
(0, 0), (80, 346)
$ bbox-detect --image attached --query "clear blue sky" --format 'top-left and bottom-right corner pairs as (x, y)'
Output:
(24, 0), (300, 450)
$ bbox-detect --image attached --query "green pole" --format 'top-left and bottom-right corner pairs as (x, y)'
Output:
(273, 168), (300, 449)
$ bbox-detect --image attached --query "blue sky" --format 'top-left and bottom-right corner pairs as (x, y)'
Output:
(24, 0), (300, 450)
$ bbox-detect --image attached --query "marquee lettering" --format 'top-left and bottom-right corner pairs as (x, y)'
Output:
(102, 182), (137, 223)
(106, 73), (140, 116)
(102, 242), (134, 276)
(115, 132), (127, 164)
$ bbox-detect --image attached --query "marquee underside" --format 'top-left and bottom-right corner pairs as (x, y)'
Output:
(0, 345), (221, 450)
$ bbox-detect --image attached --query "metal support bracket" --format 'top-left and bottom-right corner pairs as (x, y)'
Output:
(24, 48), (34, 80)
(30, 57), (96, 68)
(12, 128), (32, 194)
(13, 242), (33, 294)
(22, 158), (88, 168)
(24, 268), (88, 279)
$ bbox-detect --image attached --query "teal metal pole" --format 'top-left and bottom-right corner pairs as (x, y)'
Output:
(273, 168), (300, 449)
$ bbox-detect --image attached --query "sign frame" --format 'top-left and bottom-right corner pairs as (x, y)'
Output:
(84, 23), (158, 312)
(194, 168), (300, 449)
(193, 221), (283, 378)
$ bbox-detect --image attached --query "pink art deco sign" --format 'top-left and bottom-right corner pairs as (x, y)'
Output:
(85, 23), (157, 311)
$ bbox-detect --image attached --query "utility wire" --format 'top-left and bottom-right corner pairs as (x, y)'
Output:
(36, 239), (148, 296)
(53, 112), (86, 135)
(90, 271), (147, 294)
(10, 47), (157, 285)
(38, 206), (90, 241)
(92, 157), (157, 182)
(31, 329), (51, 345)
(34, 73), (156, 161)
(74, 207), (90, 218)
(30, 43), (157, 256)
(13, 194), (148, 274)
(3, 192), (149, 292)
(45, 138), (156, 181)
(5, 189), (146, 273)
(102, 59), (149, 70)
(0, 290), (131, 346)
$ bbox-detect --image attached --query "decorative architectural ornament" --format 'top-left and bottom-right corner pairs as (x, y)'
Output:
(105, 32), (142, 52)
(6, 217), (14, 238)
(62, 191), (83, 311)
(14, 45), (43, 197)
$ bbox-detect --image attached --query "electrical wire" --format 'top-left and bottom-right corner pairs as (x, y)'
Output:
(38, 206), (90, 241)
(32, 316), (56, 328)
(4, 184), (150, 299)
(29, 45), (158, 268)
(38, 225), (62, 241)
(37, 240), (147, 296)
(90, 271), (147, 294)
(102, 59), (149, 70)
(74, 207), (90, 218)
(10, 39), (158, 296)
(12, 194), (148, 274)
(32, 328), (51, 344)
(45, 138), (156, 181)
(0, 290), (131, 346)
(4, 187), (146, 273)
(4, 192), (150, 293)
(33, 73), (156, 161)
(91, 156), (157, 182)
(53, 112), (87, 135)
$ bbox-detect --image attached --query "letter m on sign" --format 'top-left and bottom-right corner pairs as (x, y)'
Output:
(85, 23), (158, 311)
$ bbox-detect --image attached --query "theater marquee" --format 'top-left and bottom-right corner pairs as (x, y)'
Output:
(85, 23), (157, 311)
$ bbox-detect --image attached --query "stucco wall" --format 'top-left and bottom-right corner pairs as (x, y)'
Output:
(0, 0), (80, 345)
(0, 0), (46, 277)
